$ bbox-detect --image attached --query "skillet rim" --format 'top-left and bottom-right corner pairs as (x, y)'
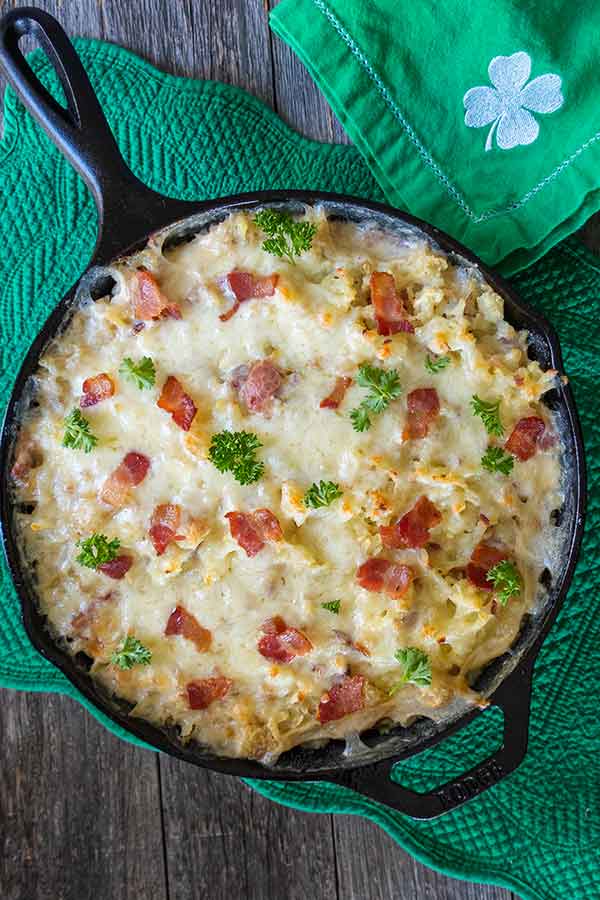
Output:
(0, 188), (587, 784)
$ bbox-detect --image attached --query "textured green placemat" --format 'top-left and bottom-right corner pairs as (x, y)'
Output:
(0, 39), (598, 900)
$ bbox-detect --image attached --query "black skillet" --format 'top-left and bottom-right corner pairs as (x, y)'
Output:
(0, 7), (586, 819)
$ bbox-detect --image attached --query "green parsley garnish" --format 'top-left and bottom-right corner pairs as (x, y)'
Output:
(481, 446), (514, 475)
(208, 430), (264, 485)
(321, 599), (341, 614)
(304, 480), (343, 509)
(350, 364), (402, 432)
(471, 395), (504, 437)
(254, 209), (317, 264)
(63, 408), (98, 452)
(111, 636), (152, 670)
(486, 560), (522, 605)
(390, 647), (432, 692)
(76, 534), (121, 569)
(425, 354), (450, 374)
(119, 356), (156, 390)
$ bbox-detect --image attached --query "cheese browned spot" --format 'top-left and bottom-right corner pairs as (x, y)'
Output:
(12, 208), (562, 762)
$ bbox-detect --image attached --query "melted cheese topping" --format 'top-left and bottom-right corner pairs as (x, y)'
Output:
(13, 208), (562, 761)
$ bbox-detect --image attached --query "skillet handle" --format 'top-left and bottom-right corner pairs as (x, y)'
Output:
(0, 7), (196, 261)
(328, 660), (533, 820)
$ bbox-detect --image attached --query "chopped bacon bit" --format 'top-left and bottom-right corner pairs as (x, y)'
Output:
(258, 616), (312, 662)
(149, 504), (184, 555)
(187, 676), (232, 710)
(80, 373), (115, 408)
(317, 674), (366, 724)
(356, 558), (414, 597)
(10, 437), (41, 483)
(238, 360), (282, 414)
(403, 388), (440, 440)
(165, 605), (211, 652)
(134, 270), (181, 320)
(71, 591), (114, 635)
(380, 496), (441, 549)
(220, 271), (278, 321)
(225, 508), (283, 557)
(157, 376), (197, 431)
(466, 542), (509, 590)
(99, 451), (150, 507)
(505, 416), (545, 461)
(122, 451), (150, 485)
(132, 321), (145, 334)
(320, 376), (352, 409)
(370, 271), (414, 336)
(98, 554), (133, 579)
(479, 513), (490, 526)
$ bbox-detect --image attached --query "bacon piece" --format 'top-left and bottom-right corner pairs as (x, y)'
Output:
(258, 616), (312, 663)
(98, 554), (133, 580)
(370, 271), (414, 336)
(380, 496), (441, 549)
(225, 508), (283, 557)
(80, 373), (115, 408)
(165, 605), (211, 652)
(317, 674), (366, 724)
(466, 542), (509, 590)
(357, 558), (414, 597)
(220, 271), (278, 321)
(505, 416), (545, 461)
(238, 360), (282, 414)
(403, 388), (440, 440)
(157, 376), (197, 431)
(99, 451), (150, 507)
(186, 676), (232, 710)
(71, 591), (114, 635)
(149, 504), (184, 555)
(134, 270), (181, 320)
(320, 376), (352, 410)
(10, 436), (41, 483)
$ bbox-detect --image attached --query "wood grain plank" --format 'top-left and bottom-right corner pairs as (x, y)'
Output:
(159, 757), (338, 900)
(268, 0), (350, 144)
(100, 0), (275, 106)
(0, 690), (166, 900)
(333, 815), (515, 900)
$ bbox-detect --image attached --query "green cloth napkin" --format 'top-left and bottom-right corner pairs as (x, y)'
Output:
(271, 0), (600, 275)
(0, 39), (598, 900)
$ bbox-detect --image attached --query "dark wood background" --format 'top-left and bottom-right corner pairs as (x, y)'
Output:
(2, 2), (593, 898)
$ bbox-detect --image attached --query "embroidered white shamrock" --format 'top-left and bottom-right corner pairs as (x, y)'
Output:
(463, 52), (563, 152)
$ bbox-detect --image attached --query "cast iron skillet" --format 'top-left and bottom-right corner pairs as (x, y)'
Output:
(0, 7), (586, 819)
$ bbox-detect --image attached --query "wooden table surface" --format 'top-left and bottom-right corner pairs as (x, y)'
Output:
(1, 2), (579, 898)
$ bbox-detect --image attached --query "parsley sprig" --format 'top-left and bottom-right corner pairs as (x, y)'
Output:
(321, 599), (341, 614)
(63, 409), (98, 452)
(481, 446), (514, 475)
(471, 395), (504, 437)
(425, 354), (450, 374)
(119, 356), (156, 390)
(76, 534), (121, 569)
(111, 636), (152, 670)
(350, 364), (401, 432)
(390, 647), (432, 692)
(254, 209), (317, 264)
(486, 560), (522, 605)
(304, 480), (343, 509)
(209, 430), (264, 485)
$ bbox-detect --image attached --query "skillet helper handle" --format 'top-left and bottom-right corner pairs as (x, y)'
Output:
(330, 661), (533, 820)
(0, 7), (135, 209)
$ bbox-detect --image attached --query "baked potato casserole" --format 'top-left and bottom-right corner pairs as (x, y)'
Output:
(10, 206), (562, 761)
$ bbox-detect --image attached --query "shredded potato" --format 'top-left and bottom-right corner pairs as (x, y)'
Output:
(12, 208), (562, 760)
